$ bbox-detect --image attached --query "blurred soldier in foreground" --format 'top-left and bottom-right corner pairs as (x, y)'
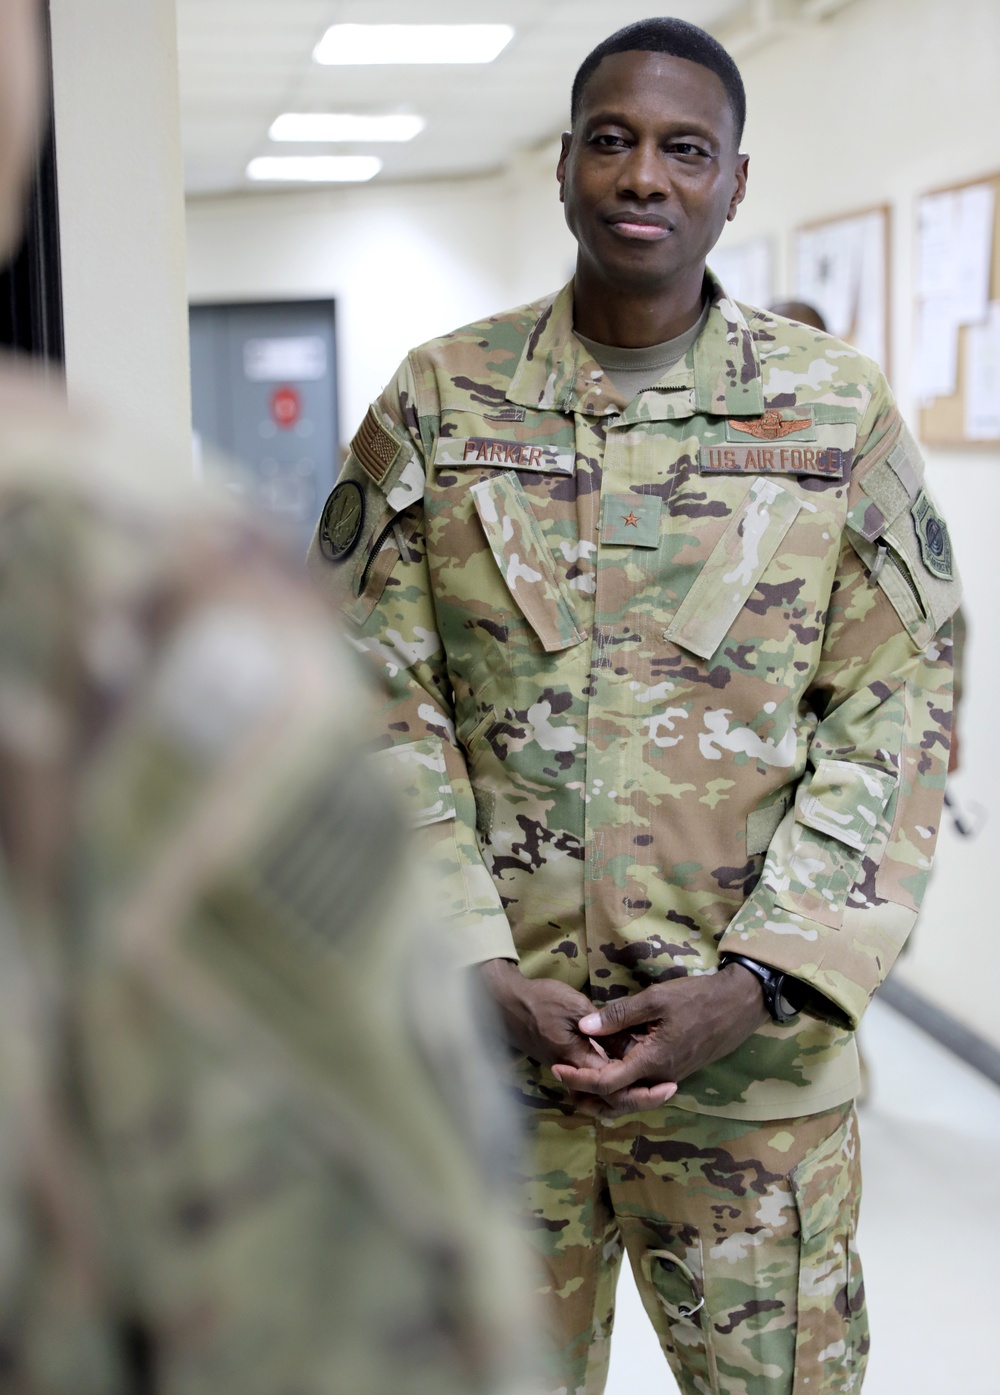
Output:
(0, 1), (535, 1390)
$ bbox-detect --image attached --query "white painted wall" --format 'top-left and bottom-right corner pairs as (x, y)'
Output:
(50, 0), (191, 467)
(185, 0), (1000, 1045)
(186, 170), (572, 445)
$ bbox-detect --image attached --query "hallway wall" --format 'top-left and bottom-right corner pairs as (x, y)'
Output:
(186, 137), (588, 436)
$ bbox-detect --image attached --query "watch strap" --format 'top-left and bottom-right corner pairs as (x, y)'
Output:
(720, 953), (804, 1024)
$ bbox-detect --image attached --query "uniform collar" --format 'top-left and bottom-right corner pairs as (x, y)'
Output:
(506, 271), (765, 421)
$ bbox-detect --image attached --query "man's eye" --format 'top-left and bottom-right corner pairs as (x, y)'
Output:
(590, 133), (629, 149)
(669, 142), (710, 158)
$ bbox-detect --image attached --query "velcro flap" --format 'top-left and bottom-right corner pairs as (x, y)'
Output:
(600, 492), (662, 547)
(374, 736), (456, 828)
(746, 793), (793, 856)
(795, 758), (895, 853)
(857, 421), (924, 528)
(859, 456), (911, 528)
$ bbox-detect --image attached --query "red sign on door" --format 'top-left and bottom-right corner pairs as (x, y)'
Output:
(271, 385), (302, 429)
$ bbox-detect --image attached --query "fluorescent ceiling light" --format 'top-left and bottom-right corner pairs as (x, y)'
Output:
(269, 113), (425, 143)
(313, 24), (514, 66)
(247, 156), (382, 183)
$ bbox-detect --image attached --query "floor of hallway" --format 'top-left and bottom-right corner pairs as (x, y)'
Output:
(604, 996), (1000, 1394)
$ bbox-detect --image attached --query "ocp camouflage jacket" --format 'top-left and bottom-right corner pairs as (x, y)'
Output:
(309, 275), (960, 1120)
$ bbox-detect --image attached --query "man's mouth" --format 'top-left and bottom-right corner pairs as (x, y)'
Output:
(606, 213), (673, 241)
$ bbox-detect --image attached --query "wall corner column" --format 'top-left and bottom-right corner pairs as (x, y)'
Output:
(48, 0), (191, 470)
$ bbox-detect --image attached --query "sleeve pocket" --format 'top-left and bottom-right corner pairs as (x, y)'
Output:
(375, 736), (457, 828)
(795, 759), (896, 853)
(771, 759), (896, 927)
(665, 477), (801, 661)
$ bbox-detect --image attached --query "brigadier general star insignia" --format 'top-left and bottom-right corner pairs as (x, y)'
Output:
(622, 512), (640, 527)
(728, 409), (812, 441)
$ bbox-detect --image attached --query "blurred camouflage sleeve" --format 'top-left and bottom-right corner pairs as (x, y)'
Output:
(0, 460), (537, 1395)
(307, 358), (518, 966)
(718, 377), (960, 1029)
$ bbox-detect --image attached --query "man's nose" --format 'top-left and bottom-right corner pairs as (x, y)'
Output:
(617, 140), (669, 200)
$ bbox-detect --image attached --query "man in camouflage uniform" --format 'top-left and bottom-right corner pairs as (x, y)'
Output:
(309, 17), (959, 1395)
(0, 1), (536, 1390)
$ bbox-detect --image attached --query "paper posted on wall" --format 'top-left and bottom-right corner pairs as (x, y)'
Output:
(709, 238), (774, 309)
(795, 221), (861, 340)
(793, 210), (887, 369)
(913, 299), (962, 400)
(913, 182), (995, 406)
(917, 184), (994, 325)
(965, 300), (1000, 440)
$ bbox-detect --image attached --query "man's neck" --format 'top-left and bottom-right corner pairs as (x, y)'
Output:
(571, 262), (707, 348)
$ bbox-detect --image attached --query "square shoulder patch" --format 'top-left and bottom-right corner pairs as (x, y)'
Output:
(351, 405), (402, 485)
(911, 490), (954, 580)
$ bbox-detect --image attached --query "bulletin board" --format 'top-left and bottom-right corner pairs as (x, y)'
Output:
(792, 205), (890, 376)
(916, 171), (1000, 447)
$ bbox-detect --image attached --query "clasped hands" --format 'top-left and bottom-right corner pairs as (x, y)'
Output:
(478, 958), (768, 1120)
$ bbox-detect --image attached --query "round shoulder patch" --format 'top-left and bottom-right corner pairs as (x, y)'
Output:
(318, 480), (366, 562)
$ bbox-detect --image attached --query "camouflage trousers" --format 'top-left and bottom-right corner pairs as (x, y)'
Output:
(518, 1101), (867, 1395)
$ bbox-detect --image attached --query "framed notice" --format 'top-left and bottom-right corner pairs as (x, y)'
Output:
(915, 171), (1000, 447)
(708, 236), (775, 308)
(792, 206), (890, 375)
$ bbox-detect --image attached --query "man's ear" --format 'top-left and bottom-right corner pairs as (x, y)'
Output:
(727, 152), (749, 223)
(556, 131), (572, 205)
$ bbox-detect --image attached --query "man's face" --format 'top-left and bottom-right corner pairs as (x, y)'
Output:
(0, 0), (44, 262)
(558, 50), (748, 297)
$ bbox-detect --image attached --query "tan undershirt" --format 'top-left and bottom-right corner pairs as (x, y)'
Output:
(576, 301), (710, 401)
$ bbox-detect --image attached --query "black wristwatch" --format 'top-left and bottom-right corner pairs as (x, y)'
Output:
(720, 953), (806, 1024)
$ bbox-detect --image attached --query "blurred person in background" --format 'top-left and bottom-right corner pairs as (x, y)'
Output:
(0, 0), (537, 1391)
(310, 17), (960, 1395)
(768, 298), (828, 333)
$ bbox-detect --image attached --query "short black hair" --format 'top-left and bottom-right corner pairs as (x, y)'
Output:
(570, 18), (746, 144)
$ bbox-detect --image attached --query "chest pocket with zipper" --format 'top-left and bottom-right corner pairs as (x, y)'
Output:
(845, 426), (962, 646)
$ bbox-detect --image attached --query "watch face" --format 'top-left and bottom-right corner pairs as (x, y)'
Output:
(774, 986), (797, 1023)
(319, 480), (365, 562)
(772, 974), (803, 1023)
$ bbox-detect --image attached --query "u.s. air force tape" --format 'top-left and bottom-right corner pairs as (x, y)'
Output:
(318, 480), (365, 562)
(911, 490), (953, 580)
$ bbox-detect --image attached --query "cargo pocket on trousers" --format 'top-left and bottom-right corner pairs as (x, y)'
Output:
(790, 1111), (867, 1394)
(664, 476), (801, 661)
(639, 1247), (718, 1393)
(470, 471), (586, 653)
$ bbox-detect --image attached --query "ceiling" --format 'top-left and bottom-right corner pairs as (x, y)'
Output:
(176, 0), (752, 197)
